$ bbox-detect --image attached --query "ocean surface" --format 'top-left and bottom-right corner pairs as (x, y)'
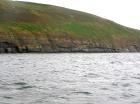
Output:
(0, 53), (140, 104)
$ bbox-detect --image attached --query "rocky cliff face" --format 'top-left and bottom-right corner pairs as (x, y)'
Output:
(0, 0), (140, 53)
(0, 36), (139, 53)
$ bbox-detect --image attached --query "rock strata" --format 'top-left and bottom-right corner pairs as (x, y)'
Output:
(0, 37), (139, 53)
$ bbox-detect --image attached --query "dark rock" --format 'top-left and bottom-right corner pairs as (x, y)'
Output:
(0, 42), (19, 53)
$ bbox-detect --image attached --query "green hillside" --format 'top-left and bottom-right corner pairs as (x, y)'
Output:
(0, 0), (140, 53)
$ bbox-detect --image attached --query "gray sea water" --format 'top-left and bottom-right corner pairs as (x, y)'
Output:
(0, 53), (140, 104)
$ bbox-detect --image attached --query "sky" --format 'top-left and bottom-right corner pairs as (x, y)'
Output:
(14, 0), (140, 30)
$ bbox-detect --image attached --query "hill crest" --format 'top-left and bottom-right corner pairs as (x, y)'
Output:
(0, 0), (140, 53)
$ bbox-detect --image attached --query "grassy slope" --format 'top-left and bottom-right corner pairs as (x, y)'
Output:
(0, 0), (140, 48)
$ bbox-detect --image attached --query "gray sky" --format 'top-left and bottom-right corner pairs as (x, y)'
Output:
(15, 0), (140, 30)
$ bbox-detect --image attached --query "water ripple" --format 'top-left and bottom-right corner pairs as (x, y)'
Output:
(0, 53), (140, 104)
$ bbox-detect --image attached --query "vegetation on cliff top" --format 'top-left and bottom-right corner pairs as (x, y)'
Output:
(0, 0), (140, 49)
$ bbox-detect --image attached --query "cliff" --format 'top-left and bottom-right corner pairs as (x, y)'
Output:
(0, 0), (140, 53)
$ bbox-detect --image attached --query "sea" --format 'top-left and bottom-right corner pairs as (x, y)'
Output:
(0, 53), (140, 104)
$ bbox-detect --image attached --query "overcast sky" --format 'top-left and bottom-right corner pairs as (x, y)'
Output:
(15, 0), (140, 30)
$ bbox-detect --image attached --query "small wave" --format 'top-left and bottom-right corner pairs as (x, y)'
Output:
(132, 101), (140, 104)
(132, 76), (140, 80)
(17, 86), (33, 90)
(121, 93), (135, 99)
(100, 88), (109, 91)
(14, 82), (34, 90)
(122, 83), (131, 87)
(109, 97), (118, 101)
(14, 82), (27, 86)
(3, 96), (13, 99)
(84, 73), (100, 78)
(73, 91), (92, 95)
